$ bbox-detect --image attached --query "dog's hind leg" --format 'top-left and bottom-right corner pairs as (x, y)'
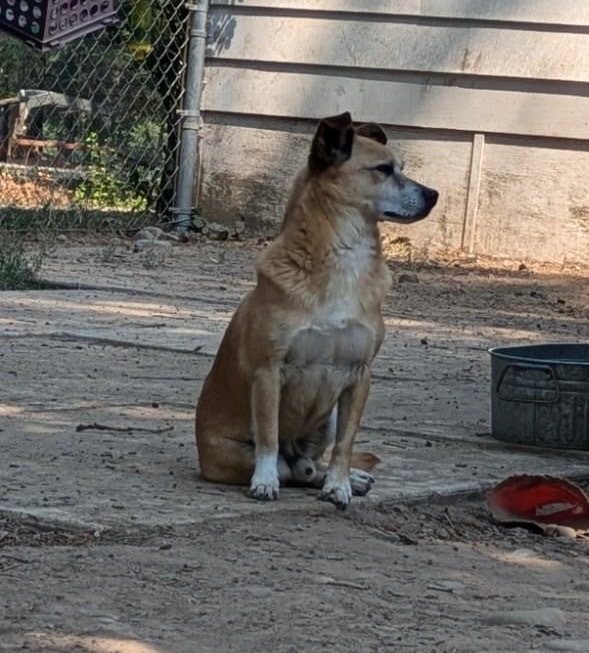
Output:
(282, 410), (371, 495)
(278, 407), (375, 495)
(349, 468), (375, 496)
(289, 458), (374, 495)
(198, 434), (255, 486)
(197, 435), (293, 487)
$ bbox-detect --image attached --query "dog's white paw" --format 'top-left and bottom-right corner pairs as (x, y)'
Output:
(249, 454), (279, 501)
(318, 475), (352, 511)
(350, 468), (375, 496)
(249, 479), (279, 501)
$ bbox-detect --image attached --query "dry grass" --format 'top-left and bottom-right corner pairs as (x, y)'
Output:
(0, 169), (74, 209)
(0, 233), (45, 290)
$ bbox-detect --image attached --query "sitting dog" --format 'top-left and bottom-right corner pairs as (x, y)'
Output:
(195, 112), (438, 509)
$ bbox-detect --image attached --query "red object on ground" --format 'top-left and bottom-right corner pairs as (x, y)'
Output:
(487, 475), (589, 529)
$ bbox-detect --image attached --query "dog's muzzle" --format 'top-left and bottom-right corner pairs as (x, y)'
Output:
(383, 185), (439, 223)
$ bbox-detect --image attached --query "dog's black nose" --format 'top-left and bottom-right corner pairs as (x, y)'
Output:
(423, 187), (439, 205)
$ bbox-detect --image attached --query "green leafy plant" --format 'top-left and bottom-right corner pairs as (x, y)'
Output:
(72, 133), (148, 211)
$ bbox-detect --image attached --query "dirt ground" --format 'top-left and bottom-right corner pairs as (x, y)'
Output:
(2, 496), (589, 653)
(1, 237), (589, 653)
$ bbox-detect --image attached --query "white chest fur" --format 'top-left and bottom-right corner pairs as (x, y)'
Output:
(313, 229), (376, 329)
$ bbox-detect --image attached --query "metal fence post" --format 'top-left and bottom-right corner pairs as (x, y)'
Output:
(172, 0), (208, 232)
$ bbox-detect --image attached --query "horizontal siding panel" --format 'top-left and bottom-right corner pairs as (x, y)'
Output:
(199, 123), (470, 252)
(210, 0), (589, 27)
(203, 67), (589, 139)
(207, 13), (589, 83)
(200, 124), (311, 225)
(476, 142), (589, 263)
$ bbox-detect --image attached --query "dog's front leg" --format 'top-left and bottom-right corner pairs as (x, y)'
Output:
(319, 367), (371, 510)
(249, 367), (281, 501)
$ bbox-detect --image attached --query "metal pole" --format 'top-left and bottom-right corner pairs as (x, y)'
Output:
(172, 0), (208, 232)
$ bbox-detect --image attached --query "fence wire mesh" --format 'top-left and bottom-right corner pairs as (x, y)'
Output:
(0, 1), (190, 231)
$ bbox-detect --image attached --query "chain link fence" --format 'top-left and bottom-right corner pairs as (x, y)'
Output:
(0, 1), (193, 232)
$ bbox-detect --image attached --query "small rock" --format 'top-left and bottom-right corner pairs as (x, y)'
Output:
(398, 272), (419, 284)
(530, 290), (547, 300)
(133, 239), (172, 252)
(484, 607), (566, 628)
(545, 640), (589, 652)
(420, 337), (428, 346)
(191, 215), (207, 231)
(56, 234), (67, 243)
(518, 263), (527, 271)
(232, 217), (246, 237)
(133, 226), (165, 242)
(202, 221), (230, 241)
(542, 524), (578, 540)
(133, 227), (180, 244)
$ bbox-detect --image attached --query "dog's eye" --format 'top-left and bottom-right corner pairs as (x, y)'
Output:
(375, 164), (394, 176)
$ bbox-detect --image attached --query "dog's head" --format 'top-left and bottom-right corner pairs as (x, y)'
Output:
(308, 112), (438, 223)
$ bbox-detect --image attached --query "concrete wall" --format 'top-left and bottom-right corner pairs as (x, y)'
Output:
(200, 1), (589, 265)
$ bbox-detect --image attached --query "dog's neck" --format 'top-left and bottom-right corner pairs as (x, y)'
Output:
(258, 174), (390, 308)
(287, 175), (380, 254)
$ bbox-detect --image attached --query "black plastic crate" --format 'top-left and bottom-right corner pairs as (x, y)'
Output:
(0, 0), (119, 52)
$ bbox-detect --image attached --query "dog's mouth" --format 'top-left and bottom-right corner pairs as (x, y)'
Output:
(382, 189), (439, 224)
(383, 205), (435, 223)
(383, 209), (431, 223)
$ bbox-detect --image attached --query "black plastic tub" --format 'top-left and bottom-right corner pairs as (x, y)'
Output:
(489, 343), (589, 450)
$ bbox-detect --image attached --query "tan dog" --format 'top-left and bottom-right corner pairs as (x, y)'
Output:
(195, 112), (438, 509)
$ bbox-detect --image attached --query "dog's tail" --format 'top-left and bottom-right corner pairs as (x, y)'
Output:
(322, 448), (381, 471)
(351, 451), (381, 471)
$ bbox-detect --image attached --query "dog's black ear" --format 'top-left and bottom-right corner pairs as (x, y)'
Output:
(354, 122), (387, 145)
(308, 112), (354, 173)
